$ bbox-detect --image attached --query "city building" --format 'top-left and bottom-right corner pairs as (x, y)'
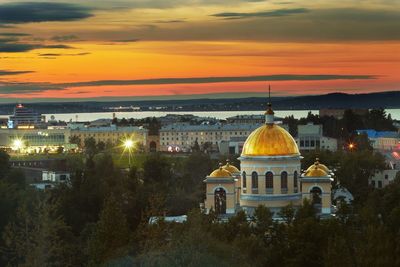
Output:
(159, 123), (260, 153)
(42, 170), (71, 184)
(8, 104), (45, 129)
(70, 124), (148, 149)
(319, 108), (368, 119)
(295, 123), (338, 151)
(370, 169), (399, 189)
(204, 103), (334, 217)
(0, 128), (71, 153)
(356, 129), (400, 151)
(226, 115), (265, 124)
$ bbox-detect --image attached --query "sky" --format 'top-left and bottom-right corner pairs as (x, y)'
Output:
(0, 0), (399, 102)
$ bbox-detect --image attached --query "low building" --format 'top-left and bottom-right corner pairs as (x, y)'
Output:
(226, 115), (265, 124)
(159, 123), (259, 152)
(356, 129), (400, 151)
(0, 128), (71, 153)
(42, 170), (71, 184)
(70, 124), (148, 149)
(296, 123), (337, 152)
(319, 108), (368, 119)
(370, 169), (399, 188)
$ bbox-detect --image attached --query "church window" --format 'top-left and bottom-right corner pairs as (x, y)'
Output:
(281, 171), (288, 193)
(242, 172), (247, 192)
(265, 172), (273, 193)
(294, 171), (298, 193)
(252, 172), (258, 193)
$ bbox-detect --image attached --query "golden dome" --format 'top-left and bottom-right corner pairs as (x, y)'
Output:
(306, 159), (330, 173)
(241, 124), (299, 156)
(305, 167), (328, 177)
(209, 166), (232, 178)
(223, 162), (240, 173)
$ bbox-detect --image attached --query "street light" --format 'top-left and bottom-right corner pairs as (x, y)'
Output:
(12, 138), (24, 151)
(123, 139), (134, 168)
(348, 142), (355, 151)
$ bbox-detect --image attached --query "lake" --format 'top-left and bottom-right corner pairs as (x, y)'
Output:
(1, 109), (400, 121)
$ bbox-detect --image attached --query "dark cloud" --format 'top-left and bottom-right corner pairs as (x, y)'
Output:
(0, 2), (92, 24)
(38, 52), (90, 57)
(154, 20), (186, 23)
(111, 39), (140, 43)
(0, 42), (38, 52)
(0, 36), (74, 52)
(0, 70), (34, 76)
(42, 44), (75, 49)
(62, 74), (376, 87)
(0, 74), (376, 94)
(212, 8), (309, 19)
(51, 35), (79, 42)
(0, 32), (30, 37)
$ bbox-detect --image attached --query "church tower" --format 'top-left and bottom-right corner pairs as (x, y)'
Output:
(238, 86), (302, 215)
(301, 159), (333, 215)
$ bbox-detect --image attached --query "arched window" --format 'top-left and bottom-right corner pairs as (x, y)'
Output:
(281, 171), (288, 193)
(242, 171), (247, 192)
(251, 172), (258, 193)
(294, 171), (298, 193)
(265, 172), (274, 193)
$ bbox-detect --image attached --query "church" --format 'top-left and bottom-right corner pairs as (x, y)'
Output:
(204, 100), (334, 217)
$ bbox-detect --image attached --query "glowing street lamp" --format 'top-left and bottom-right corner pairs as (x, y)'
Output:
(348, 142), (355, 151)
(12, 138), (24, 151)
(124, 140), (133, 149)
(123, 139), (134, 168)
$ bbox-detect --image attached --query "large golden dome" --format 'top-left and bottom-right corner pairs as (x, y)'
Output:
(241, 124), (300, 157)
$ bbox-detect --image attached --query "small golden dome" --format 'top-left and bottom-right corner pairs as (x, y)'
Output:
(241, 124), (299, 156)
(209, 165), (232, 178)
(223, 162), (240, 173)
(306, 159), (330, 173)
(305, 167), (328, 177)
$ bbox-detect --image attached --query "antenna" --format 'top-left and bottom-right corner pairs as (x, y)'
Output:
(268, 84), (271, 104)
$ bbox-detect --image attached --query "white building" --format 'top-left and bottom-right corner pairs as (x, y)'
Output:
(296, 123), (337, 152)
(356, 130), (400, 152)
(42, 170), (71, 184)
(370, 169), (399, 188)
(159, 123), (260, 152)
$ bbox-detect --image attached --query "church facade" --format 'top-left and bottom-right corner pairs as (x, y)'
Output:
(204, 103), (333, 217)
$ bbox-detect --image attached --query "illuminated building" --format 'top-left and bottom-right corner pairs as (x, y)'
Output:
(159, 123), (259, 153)
(8, 104), (45, 129)
(0, 128), (71, 153)
(204, 94), (334, 217)
(69, 125), (148, 149)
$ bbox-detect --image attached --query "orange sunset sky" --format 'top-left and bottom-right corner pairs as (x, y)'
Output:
(0, 0), (399, 102)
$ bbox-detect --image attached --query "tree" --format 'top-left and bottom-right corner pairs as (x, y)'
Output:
(84, 137), (97, 158)
(87, 195), (131, 266)
(96, 141), (106, 152)
(192, 139), (200, 153)
(69, 135), (82, 148)
(3, 194), (79, 267)
(0, 150), (10, 179)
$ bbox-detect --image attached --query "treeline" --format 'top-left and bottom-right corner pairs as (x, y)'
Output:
(283, 108), (396, 139)
(0, 144), (399, 266)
